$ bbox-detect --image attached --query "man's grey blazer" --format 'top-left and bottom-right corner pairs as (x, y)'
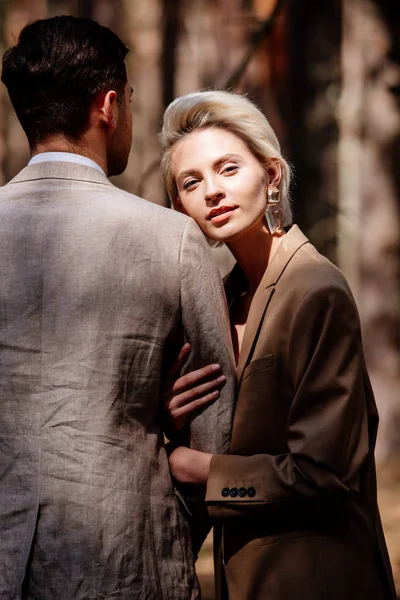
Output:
(0, 162), (236, 600)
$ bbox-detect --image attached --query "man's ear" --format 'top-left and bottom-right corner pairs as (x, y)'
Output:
(99, 90), (118, 130)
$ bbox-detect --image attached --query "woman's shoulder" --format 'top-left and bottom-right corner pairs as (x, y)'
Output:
(281, 239), (355, 306)
(275, 243), (362, 334)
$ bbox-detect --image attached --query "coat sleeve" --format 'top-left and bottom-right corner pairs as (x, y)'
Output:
(177, 217), (236, 454)
(206, 281), (370, 519)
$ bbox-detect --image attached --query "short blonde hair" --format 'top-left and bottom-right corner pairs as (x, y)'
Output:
(159, 90), (292, 226)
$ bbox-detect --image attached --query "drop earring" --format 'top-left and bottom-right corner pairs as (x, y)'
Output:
(265, 188), (282, 235)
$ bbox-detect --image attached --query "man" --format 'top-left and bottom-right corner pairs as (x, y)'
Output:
(0, 16), (235, 600)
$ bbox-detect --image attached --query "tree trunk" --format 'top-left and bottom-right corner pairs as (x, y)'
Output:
(338, 0), (400, 461)
(117, 0), (164, 205)
(338, 0), (400, 590)
(284, 0), (341, 262)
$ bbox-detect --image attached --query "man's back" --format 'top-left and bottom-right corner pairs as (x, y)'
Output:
(0, 161), (235, 599)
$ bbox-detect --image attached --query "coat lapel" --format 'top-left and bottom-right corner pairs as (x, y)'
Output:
(234, 226), (310, 386)
(236, 286), (275, 385)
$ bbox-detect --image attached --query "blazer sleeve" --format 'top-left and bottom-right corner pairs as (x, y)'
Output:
(206, 281), (370, 519)
(177, 217), (236, 454)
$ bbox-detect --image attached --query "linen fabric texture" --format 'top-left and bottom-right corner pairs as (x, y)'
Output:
(206, 226), (396, 600)
(0, 162), (236, 600)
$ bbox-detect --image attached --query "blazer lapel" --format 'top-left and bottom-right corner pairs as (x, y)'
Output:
(235, 225), (310, 386)
(236, 285), (275, 385)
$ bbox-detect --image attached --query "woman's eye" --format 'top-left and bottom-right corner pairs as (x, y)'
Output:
(183, 179), (198, 190)
(222, 165), (238, 175)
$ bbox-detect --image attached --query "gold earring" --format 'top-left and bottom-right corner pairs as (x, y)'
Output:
(265, 188), (282, 235)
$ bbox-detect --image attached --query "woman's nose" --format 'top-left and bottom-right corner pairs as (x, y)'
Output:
(204, 180), (225, 203)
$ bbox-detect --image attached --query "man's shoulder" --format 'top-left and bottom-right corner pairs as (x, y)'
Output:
(2, 162), (185, 220)
(109, 186), (190, 230)
(1, 164), (190, 232)
(0, 168), (194, 253)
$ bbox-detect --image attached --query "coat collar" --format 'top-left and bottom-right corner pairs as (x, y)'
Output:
(227, 225), (310, 384)
(258, 225), (309, 289)
(6, 161), (113, 188)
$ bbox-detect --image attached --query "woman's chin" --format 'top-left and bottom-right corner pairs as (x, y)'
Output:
(205, 223), (238, 245)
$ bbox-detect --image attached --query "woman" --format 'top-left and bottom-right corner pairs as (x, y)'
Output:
(159, 91), (396, 600)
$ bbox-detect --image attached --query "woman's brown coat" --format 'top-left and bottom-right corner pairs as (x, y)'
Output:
(205, 226), (396, 600)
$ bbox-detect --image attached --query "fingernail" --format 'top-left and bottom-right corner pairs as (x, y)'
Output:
(216, 375), (226, 383)
(211, 364), (220, 371)
(212, 391), (220, 397)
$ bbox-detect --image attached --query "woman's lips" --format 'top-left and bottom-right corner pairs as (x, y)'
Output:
(207, 206), (237, 224)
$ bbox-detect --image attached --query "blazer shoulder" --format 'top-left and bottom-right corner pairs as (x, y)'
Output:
(104, 187), (190, 232)
(282, 242), (354, 303)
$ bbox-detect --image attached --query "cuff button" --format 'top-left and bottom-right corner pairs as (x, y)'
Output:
(221, 487), (230, 497)
(238, 487), (247, 497)
(229, 487), (239, 497)
(247, 487), (256, 498)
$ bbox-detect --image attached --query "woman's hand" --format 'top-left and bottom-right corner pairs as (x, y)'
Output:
(169, 446), (213, 485)
(164, 343), (226, 432)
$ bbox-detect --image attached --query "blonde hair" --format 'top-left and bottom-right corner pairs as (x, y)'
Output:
(159, 90), (292, 226)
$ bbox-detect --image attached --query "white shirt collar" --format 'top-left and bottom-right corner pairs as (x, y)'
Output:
(28, 152), (106, 176)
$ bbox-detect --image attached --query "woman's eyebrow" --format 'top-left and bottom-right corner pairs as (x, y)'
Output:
(177, 169), (198, 185)
(177, 154), (242, 186)
(213, 153), (242, 168)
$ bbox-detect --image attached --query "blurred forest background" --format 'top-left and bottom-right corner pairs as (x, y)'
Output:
(0, 0), (399, 597)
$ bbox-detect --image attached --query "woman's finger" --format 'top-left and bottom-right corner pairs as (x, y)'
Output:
(171, 363), (222, 395)
(171, 375), (226, 409)
(170, 391), (220, 420)
(167, 343), (191, 380)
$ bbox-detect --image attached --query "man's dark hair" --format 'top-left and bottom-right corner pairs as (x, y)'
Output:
(1, 15), (129, 148)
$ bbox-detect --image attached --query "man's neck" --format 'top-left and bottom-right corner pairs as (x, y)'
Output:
(32, 136), (108, 175)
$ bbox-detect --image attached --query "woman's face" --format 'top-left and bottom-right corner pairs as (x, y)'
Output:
(170, 127), (270, 244)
